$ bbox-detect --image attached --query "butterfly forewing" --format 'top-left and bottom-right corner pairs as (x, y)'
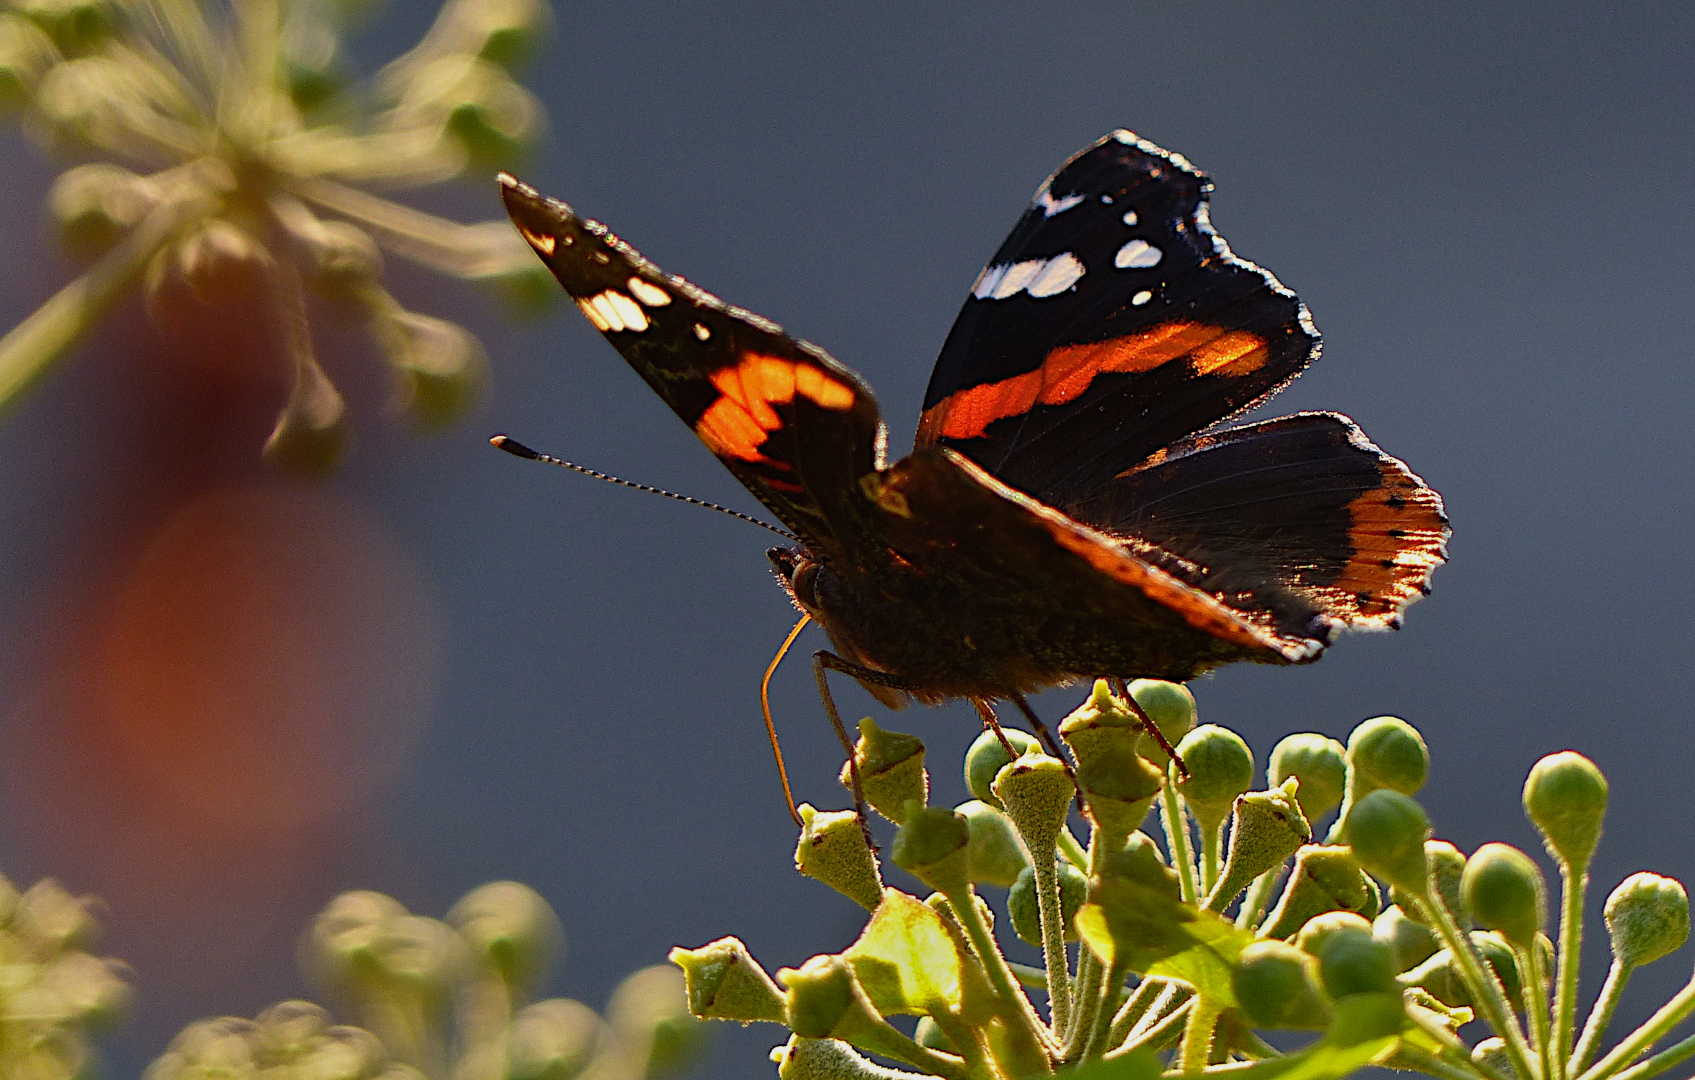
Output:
(918, 131), (1320, 508)
(500, 175), (889, 569)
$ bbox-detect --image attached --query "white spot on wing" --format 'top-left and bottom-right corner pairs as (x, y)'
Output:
(1026, 252), (1085, 297)
(627, 277), (671, 307)
(1122, 210), (1138, 226)
(693, 323), (711, 340)
(519, 226), (556, 255)
(973, 253), (1086, 300)
(577, 297), (611, 331)
(1100, 194), (1114, 204)
(604, 290), (649, 331)
(1114, 239), (1163, 269)
(1036, 190), (1085, 217)
(1132, 290), (1153, 306)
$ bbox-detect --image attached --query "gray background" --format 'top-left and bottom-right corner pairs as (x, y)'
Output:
(1, 3), (1693, 1077)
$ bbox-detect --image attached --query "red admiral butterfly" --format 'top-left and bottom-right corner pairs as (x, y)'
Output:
(498, 131), (1447, 740)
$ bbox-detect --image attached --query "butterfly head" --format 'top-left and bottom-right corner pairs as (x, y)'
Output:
(769, 546), (832, 624)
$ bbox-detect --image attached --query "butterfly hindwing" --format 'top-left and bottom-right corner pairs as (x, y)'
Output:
(500, 175), (888, 568)
(918, 131), (1319, 506)
(1062, 412), (1450, 638)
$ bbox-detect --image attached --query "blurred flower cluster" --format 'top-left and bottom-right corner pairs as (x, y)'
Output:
(672, 679), (1694, 1080)
(147, 881), (710, 1080)
(0, 872), (131, 1080)
(0, 0), (556, 473)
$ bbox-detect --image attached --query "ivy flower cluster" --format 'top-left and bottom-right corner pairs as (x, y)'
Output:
(670, 680), (1694, 1080)
(0, 0), (556, 472)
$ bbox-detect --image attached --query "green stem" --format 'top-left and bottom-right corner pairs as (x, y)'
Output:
(1234, 864), (1285, 930)
(1061, 948), (1102, 1058)
(1523, 939), (1554, 1080)
(0, 189), (214, 414)
(1575, 973), (1695, 1080)
(1161, 772), (1199, 905)
(1570, 961), (1632, 1075)
(1411, 892), (1540, 1080)
(1107, 995), (1194, 1060)
(1391, 1045), (1498, 1080)
(1077, 963), (1129, 1062)
(1607, 1031), (1695, 1080)
(1554, 866), (1588, 1080)
(1199, 818), (1223, 899)
(1106, 977), (1167, 1049)
(1031, 855), (1072, 1037)
(1009, 961), (1050, 990)
(941, 884), (1055, 1072)
(1058, 825), (1090, 871)
(1178, 996), (1223, 1072)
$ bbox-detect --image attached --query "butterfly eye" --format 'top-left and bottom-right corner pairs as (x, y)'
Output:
(789, 559), (822, 609)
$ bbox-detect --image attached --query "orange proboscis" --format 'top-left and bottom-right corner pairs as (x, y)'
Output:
(917, 321), (1270, 443)
(694, 353), (856, 462)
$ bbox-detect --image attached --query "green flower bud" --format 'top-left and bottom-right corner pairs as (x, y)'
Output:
(839, 718), (927, 824)
(963, 727), (1039, 809)
(1008, 860), (1087, 946)
(1523, 752), (1608, 871)
(1233, 939), (1332, 1030)
(1471, 1037), (1517, 1080)
(669, 937), (786, 1025)
(1176, 724), (1255, 849)
(1373, 905), (1438, 972)
(991, 752), (1074, 858)
(1206, 778), (1311, 913)
(252, 999), (331, 1054)
(955, 800), (1030, 889)
(507, 998), (603, 1080)
(1342, 790), (1431, 896)
(372, 309), (486, 429)
(1392, 840), (1469, 929)
(1605, 872), (1689, 968)
(47, 162), (157, 260)
(1126, 679), (1196, 766)
(1058, 679), (1142, 762)
(0, 14), (59, 110)
(1075, 741), (1163, 845)
(1346, 716), (1429, 797)
(12, 879), (99, 951)
(606, 965), (709, 1080)
(446, 881), (563, 995)
(1261, 846), (1378, 940)
(795, 804), (885, 911)
(16, 0), (119, 54)
(1268, 733), (1348, 825)
(1317, 926), (1399, 999)
(38, 951), (131, 1027)
(264, 352), (350, 478)
(889, 804), (970, 895)
(1398, 932), (1521, 1009)
(1461, 844), (1545, 949)
(1293, 910), (1374, 959)
(152, 1017), (261, 1075)
(772, 1036), (935, 1080)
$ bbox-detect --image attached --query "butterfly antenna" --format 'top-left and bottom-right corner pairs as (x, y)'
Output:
(762, 614), (811, 827)
(491, 435), (800, 542)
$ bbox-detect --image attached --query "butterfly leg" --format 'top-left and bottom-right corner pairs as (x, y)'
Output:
(1107, 676), (1189, 779)
(813, 650), (930, 852)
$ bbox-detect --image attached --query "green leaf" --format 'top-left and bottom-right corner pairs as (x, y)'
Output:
(841, 891), (960, 1015)
(1145, 911), (1253, 1007)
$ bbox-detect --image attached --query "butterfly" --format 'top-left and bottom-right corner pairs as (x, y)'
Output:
(497, 130), (1448, 745)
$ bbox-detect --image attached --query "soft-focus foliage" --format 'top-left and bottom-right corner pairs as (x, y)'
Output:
(0, 0), (556, 472)
(672, 679), (1695, 1080)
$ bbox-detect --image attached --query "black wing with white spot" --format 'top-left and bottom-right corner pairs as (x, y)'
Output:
(916, 131), (1320, 510)
(500, 175), (889, 569)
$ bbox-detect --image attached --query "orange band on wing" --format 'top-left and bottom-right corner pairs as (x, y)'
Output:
(918, 322), (1269, 443)
(694, 352), (857, 462)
